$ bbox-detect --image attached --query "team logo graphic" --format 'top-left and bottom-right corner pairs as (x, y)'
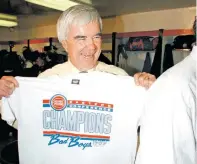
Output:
(42, 94), (113, 150)
(50, 94), (67, 111)
(43, 94), (67, 111)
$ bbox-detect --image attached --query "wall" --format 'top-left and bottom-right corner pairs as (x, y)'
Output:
(0, 28), (19, 41)
(0, 6), (196, 51)
(102, 7), (196, 33)
(18, 25), (57, 40)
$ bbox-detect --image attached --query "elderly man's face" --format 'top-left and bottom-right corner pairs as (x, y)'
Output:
(62, 21), (102, 71)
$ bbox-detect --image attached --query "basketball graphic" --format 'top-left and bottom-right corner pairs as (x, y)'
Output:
(50, 94), (67, 111)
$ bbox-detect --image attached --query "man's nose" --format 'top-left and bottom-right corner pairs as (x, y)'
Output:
(86, 38), (96, 50)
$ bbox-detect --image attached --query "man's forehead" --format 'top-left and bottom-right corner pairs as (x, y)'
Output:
(68, 22), (101, 37)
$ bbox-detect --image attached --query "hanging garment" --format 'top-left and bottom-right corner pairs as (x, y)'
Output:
(150, 35), (162, 78)
(163, 44), (174, 73)
(142, 52), (152, 73)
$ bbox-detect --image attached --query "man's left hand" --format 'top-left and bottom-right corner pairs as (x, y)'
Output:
(134, 72), (156, 89)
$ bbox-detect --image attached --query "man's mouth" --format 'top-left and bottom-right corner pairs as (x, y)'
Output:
(83, 54), (93, 59)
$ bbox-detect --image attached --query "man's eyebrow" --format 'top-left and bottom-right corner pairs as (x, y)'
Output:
(95, 33), (102, 36)
(74, 33), (102, 39)
(74, 35), (87, 39)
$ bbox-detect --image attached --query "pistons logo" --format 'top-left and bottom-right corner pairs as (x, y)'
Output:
(50, 94), (67, 111)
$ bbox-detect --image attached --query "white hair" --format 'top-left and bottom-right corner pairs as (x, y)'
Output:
(57, 4), (102, 42)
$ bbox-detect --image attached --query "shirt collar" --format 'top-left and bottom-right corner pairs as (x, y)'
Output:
(67, 59), (98, 73)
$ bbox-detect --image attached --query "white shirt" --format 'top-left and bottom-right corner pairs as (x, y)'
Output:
(136, 46), (197, 164)
(2, 72), (146, 164)
(38, 60), (128, 77)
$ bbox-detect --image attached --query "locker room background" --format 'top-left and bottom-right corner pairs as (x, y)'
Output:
(0, 5), (195, 79)
(0, 2), (196, 164)
(0, 28), (195, 78)
(0, 6), (195, 78)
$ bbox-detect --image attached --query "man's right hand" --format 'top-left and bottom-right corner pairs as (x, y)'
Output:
(0, 76), (19, 99)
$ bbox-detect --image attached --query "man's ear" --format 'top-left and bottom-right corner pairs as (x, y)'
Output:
(61, 40), (68, 52)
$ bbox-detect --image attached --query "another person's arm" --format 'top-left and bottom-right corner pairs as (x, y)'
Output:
(136, 79), (196, 164)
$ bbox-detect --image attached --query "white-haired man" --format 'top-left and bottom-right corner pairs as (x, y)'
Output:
(0, 4), (158, 164)
(0, 5), (155, 100)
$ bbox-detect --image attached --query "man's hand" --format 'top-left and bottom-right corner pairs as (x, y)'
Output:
(134, 72), (156, 89)
(0, 76), (19, 98)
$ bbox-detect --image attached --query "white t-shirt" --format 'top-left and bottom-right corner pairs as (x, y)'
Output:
(2, 71), (146, 164)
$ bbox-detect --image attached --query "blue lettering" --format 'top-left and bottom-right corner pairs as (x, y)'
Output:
(68, 137), (92, 150)
(48, 134), (69, 146)
(68, 137), (80, 148)
(47, 135), (92, 150)
(48, 134), (60, 145)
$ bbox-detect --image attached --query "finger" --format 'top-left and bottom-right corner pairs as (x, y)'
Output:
(2, 81), (15, 96)
(147, 74), (156, 88)
(149, 74), (156, 80)
(5, 85), (14, 95)
(138, 72), (147, 86)
(9, 77), (19, 87)
(134, 73), (141, 85)
(143, 77), (149, 88)
(4, 81), (15, 90)
(1, 76), (19, 87)
(141, 76), (150, 89)
(0, 88), (10, 98)
(148, 79), (154, 87)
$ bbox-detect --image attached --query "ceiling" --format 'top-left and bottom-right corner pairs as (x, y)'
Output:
(95, 0), (195, 17)
(0, 0), (58, 15)
(0, 0), (195, 29)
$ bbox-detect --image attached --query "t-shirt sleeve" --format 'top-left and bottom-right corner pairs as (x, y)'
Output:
(1, 89), (19, 127)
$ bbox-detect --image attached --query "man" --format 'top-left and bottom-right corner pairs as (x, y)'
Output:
(0, 4), (156, 164)
(0, 5), (155, 132)
(0, 5), (155, 103)
(136, 19), (196, 164)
